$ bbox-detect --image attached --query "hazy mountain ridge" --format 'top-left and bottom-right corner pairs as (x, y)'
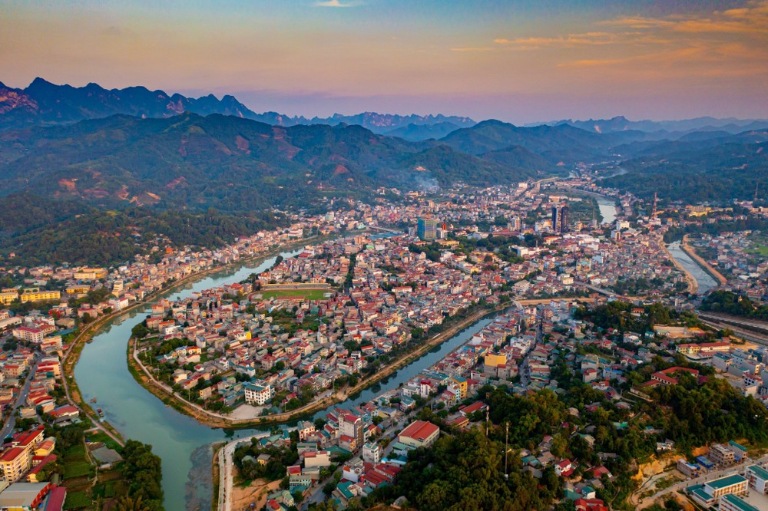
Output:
(0, 78), (475, 137)
(0, 78), (258, 130)
(534, 115), (768, 138)
(0, 113), (548, 211)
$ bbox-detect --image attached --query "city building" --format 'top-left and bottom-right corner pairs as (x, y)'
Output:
(0, 448), (29, 482)
(362, 442), (381, 464)
(705, 474), (748, 499)
(719, 493), (760, 511)
(552, 204), (569, 234)
(709, 444), (736, 466)
(417, 217), (439, 241)
(398, 420), (440, 449)
(243, 383), (273, 406)
(19, 289), (61, 303)
(745, 464), (768, 493)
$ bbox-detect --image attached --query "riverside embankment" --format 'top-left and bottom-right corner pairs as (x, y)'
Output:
(73, 247), (499, 510)
(127, 304), (505, 428)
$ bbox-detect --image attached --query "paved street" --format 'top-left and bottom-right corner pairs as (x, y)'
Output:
(217, 432), (270, 511)
(0, 356), (39, 440)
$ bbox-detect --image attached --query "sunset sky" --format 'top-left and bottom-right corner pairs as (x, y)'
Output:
(1, 0), (766, 123)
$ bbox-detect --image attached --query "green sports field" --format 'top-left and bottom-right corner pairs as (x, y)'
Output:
(260, 289), (331, 300)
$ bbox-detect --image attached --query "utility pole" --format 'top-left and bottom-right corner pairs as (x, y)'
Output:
(504, 422), (509, 480)
(485, 392), (491, 438)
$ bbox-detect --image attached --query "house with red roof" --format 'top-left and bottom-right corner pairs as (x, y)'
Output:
(398, 420), (440, 449)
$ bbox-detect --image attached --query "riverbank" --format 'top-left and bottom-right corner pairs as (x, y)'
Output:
(681, 235), (727, 286)
(62, 235), (336, 444)
(659, 239), (698, 294)
(127, 303), (505, 429)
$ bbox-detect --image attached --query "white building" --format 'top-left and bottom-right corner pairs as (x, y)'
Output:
(244, 383), (273, 406)
(362, 442), (381, 464)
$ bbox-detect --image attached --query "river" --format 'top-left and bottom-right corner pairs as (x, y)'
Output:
(666, 242), (718, 295)
(595, 194), (618, 225)
(74, 248), (495, 510)
(590, 196), (715, 295)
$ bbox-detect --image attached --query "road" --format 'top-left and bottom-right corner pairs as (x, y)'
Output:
(634, 453), (768, 509)
(217, 432), (271, 511)
(0, 357), (39, 440)
(698, 312), (768, 335)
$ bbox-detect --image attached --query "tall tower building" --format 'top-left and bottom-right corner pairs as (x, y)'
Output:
(559, 205), (569, 233)
(552, 204), (569, 233)
(417, 217), (438, 240)
(552, 205), (560, 233)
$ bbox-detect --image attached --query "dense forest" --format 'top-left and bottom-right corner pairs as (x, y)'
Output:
(0, 194), (287, 266)
(367, 428), (557, 511)
(604, 136), (768, 202)
(701, 290), (768, 320)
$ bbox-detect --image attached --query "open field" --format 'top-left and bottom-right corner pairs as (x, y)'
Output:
(260, 289), (331, 300)
(746, 245), (768, 257)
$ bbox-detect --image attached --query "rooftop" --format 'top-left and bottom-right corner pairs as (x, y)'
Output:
(706, 474), (747, 491)
(720, 493), (760, 511)
(747, 464), (768, 481)
(399, 420), (439, 442)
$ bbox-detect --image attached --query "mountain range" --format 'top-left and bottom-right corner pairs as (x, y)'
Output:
(0, 78), (475, 136)
(0, 77), (766, 212)
(0, 113), (562, 212)
(537, 115), (768, 138)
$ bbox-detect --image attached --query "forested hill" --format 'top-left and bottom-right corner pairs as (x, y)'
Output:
(0, 113), (577, 211)
(603, 133), (768, 202)
(0, 194), (287, 266)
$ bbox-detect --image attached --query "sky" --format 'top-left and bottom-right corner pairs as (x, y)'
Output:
(1, 0), (767, 123)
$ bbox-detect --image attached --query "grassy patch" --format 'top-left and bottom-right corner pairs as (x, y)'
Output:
(85, 430), (122, 452)
(65, 444), (87, 462)
(64, 491), (92, 509)
(64, 461), (93, 479)
(746, 245), (768, 257)
(260, 289), (330, 300)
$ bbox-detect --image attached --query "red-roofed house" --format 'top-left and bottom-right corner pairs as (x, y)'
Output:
(398, 420), (440, 449)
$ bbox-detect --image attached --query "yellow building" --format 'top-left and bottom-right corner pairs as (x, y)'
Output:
(65, 285), (91, 296)
(0, 447), (29, 482)
(451, 375), (468, 399)
(484, 353), (508, 368)
(0, 291), (18, 306)
(20, 289), (61, 303)
(73, 268), (107, 280)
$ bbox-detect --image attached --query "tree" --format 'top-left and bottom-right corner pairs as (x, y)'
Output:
(114, 496), (151, 511)
(550, 433), (568, 458)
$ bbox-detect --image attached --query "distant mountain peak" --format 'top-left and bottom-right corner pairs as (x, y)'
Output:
(474, 119), (513, 128)
(0, 77), (477, 137)
(29, 77), (54, 87)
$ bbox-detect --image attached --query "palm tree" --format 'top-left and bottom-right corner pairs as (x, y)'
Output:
(113, 495), (150, 511)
